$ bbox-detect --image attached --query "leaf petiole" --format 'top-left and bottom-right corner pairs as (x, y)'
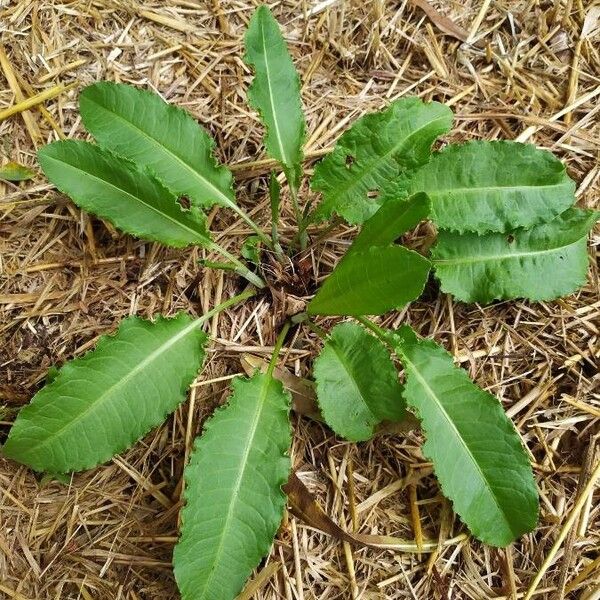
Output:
(267, 321), (291, 378)
(269, 173), (285, 260)
(200, 260), (238, 272)
(354, 316), (393, 345)
(194, 286), (257, 329)
(205, 240), (266, 288)
(230, 202), (274, 250)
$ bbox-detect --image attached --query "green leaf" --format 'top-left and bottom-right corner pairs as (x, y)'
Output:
(432, 208), (599, 303)
(308, 245), (431, 316)
(244, 6), (306, 188)
(401, 141), (576, 233)
(3, 313), (207, 473)
(311, 98), (452, 224)
(270, 171), (281, 221)
(174, 372), (291, 600)
(241, 235), (261, 263)
(350, 192), (431, 253)
(393, 326), (538, 546)
(314, 322), (405, 441)
(269, 172), (283, 252)
(38, 140), (211, 248)
(0, 161), (35, 181)
(79, 82), (235, 211)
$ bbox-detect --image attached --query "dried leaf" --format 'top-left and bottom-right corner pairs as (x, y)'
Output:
(582, 7), (600, 39)
(409, 0), (468, 42)
(240, 353), (418, 435)
(284, 472), (462, 552)
(0, 161), (35, 181)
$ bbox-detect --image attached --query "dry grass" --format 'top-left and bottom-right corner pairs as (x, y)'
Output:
(1, 0), (599, 598)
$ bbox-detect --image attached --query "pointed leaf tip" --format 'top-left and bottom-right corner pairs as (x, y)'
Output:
(311, 98), (452, 224)
(3, 313), (208, 473)
(38, 140), (211, 248)
(393, 326), (539, 546)
(244, 5), (306, 188)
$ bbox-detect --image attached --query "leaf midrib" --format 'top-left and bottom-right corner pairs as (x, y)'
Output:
(400, 348), (515, 536)
(433, 238), (581, 266)
(85, 96), (235, 208)
(424, 181), (570, 195)
(25, 319), (201, 457)
(198, 374), (274, 598)
(44, 152), (209, 245)
(259, 21), (290, 167)
(322, 113), (449, 205)
(329, 337), (377, 428)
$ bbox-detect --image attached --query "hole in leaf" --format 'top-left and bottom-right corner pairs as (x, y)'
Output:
(345, 154), (355, 168)
(177, 195), (191, 211)
(506, 234), (515, 243)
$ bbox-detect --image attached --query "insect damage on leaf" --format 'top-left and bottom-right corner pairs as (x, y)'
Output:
(310, 97), (452, 225)
(38, 140), (211, 249)
(397, 140), (577, 234)
(13, 4), (599, 597)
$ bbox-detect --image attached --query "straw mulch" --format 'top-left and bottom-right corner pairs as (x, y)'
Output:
(1, 1), (599, 598)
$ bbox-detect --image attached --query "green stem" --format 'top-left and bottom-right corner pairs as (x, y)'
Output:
(194, 287), (257, 327)
(267, 320), (291, 377)
(200, 260), (238, 272)
(294, 203), (315, 250)
(230, 203), (273, 250)
(206, 241), (265, 288)
(285, 173), (308, 251)
(355, 316), (393, 345)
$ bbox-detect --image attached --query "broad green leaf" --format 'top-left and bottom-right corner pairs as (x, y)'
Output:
(314, 322), (405, 441)
(38, 140), (211, 248)
(393, 326), (538, 546)
(311, 98), (452, 224)
(0, 161), (35, 181)
(174, 372), (291, 600)
(400, 141), (576, 233)
(308, 245), (431, 316)
(245, 6), (306, 188)
(350, 192), (431, 253)
(80, 82), (235, 211)
(3, 313), (207, 473)
(432, 208), (599, 303)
